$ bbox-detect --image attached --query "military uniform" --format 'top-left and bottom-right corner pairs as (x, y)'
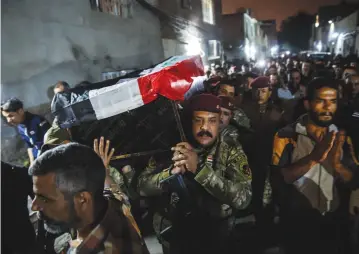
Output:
(220, 124), (241, 146)
(232, 107), (251, 129)
(137, 138), (252, 254)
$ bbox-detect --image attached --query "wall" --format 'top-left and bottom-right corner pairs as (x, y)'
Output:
(1, 0), (164, 164)
(157, 0), (222, 64)
(222, 12), (244, 60)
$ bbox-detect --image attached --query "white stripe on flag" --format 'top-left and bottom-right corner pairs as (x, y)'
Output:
(89, 78), (145, 120)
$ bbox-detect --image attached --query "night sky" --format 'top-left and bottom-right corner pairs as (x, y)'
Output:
(222, 0), (359, 30)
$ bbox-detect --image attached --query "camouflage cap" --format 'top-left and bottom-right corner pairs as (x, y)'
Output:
(218, 96), (234, 111)
(189, 93), (221, 113)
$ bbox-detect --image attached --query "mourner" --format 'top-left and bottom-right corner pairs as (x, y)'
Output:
(30, 143), (149, 254)
(1, 98), (50, 164)
(272, 77), (359, 254)
(137, 93), (252, 254)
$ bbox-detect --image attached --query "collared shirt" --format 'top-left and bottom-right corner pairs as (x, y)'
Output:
(67, 191), (149, 254)
(277, 87), (294, 100)
(17, 112), (50, 159)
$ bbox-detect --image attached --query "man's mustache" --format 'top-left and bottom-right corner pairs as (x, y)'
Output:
(197, 130), (213, 138)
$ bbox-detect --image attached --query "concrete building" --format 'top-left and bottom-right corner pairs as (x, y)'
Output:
(1, 0), (164, 164)
(260, 20), (277, 49)
(333, 10), (359, 56)
(309, 1), (359, 55)
(222, 9), (269, 62)
(146, 0), (223, 66)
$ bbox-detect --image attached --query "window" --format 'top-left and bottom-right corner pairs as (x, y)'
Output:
(90, 0), (133, 18)
(208, 40), (221, 59)
(181, 0), (192, 10)
(201, 0), (215, 25)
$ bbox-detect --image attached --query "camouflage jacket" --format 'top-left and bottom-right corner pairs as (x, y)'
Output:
(232, 108), (251, 129)
(220, 125), (240, 145)
(137, 139), (252, 219)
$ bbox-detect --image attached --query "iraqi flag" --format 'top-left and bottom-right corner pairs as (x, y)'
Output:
(52, 55), (205, 129)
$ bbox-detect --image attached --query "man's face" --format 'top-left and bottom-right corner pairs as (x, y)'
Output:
(268, 67), (277, 75)
(292, 72), (301, 85)
(1, 109), (25, 126)
(192, 111), (219, 148)
(302, 63), (310, 75)
(218, 84), (235, 98)
(270, 75), (279, 86)
(220, 107), (232, 130)
(343, 69), (357, 80)
(309, 87), (338, 127)
(54, 84), (65, 94)
(32, 173), (81, 234)
(253, 87), (272, 104)
(350, 75), (359, 96)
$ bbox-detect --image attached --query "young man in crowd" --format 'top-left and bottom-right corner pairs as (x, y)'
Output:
(272, 77), (359, 254)
(1, 98), (50, 164)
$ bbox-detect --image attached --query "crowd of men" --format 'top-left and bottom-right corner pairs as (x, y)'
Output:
(1, 54), (359, 254)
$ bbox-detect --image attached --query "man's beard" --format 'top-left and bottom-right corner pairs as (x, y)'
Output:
(308, 110), (334, 127)
(38, 200), (80, 234)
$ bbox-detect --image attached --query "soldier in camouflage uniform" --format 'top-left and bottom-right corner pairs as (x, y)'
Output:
(218, 96), (240, 144)
(217, 79), (251, 129)
(137, 94), (252, 254)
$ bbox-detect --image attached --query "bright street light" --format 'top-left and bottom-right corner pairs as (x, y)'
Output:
(328, 20), (333, 24)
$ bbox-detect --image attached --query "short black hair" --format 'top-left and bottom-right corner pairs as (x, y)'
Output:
(307, 77), (338, 102)
(218, 78), (239, 96)
(29, 143), (106, 201)
(0, 97), (23, 112)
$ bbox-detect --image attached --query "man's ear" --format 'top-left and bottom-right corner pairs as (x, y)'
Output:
(17, 108), (25, 115)
(303, 100), (310, 110)
(74, 191), (92, 211)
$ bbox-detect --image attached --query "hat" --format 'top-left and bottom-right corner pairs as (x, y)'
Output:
(219, 96), (234, 111)
(189, 93), (221, 113)
(44, 125), (71, 145)
(251, 76), (271, 88)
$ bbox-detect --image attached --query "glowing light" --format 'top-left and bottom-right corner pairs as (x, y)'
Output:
(286, 51), (291, 55)
(281, 54), (285, 58)
(328, 20), (333, 24)
(257, 59), (266, 68)
(185, 37), (205, 57)
(315, 15), (319, 28)
(316, 41), (323, 52)
(270, 45), (279, 55)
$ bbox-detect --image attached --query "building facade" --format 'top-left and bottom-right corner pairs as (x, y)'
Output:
(309, 1), (359, 56)
(260, 20), (277, 50)
(146, 0), (223, 66)
(222, 9), (269, 62)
